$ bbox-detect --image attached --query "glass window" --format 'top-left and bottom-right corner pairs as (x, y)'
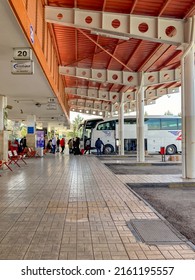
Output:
(86, 119), (103, 129)
(145, 118), (160, 130)
(161, 118), (178, 130)
(97, 121), (115, 130)
(178, 118), (181, 129)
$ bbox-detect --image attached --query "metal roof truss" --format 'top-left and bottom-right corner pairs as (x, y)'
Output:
(45, 6), (189, 45)
(60, 66), (181, 87)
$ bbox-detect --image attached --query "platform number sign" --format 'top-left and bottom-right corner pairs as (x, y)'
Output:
(13, 48), (32, 60)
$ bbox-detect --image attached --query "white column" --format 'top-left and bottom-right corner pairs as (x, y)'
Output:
(136, 74), (145, 162)
(118, 97), (124, 156)
(0, 96), (8, 161)
(0, 96), (7, 131)
(26, 115), (36, 148)
(138, 86), (145, 162)
(182, 45), (195, 178)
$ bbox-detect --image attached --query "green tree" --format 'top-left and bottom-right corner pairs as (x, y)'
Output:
(71, 114), (84, 138)
(164, 110), (173, 115)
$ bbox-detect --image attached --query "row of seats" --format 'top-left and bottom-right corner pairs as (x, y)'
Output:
(0, 147), (41, 176)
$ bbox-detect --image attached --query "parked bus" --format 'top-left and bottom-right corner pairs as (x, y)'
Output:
(79, 117), (104, 149)
(80, 116), (182, 155)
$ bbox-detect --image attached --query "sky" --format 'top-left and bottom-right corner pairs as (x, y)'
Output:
(70, 91), (181, 121)
(144, 91), (181, 116)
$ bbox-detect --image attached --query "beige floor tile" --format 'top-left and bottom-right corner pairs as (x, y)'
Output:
(0, 154), (194, 260)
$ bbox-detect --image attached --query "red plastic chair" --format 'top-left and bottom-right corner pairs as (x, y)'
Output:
(8, 150), (21, 167)
(12, 150), (27, 165)
(0, 160), (13, 173)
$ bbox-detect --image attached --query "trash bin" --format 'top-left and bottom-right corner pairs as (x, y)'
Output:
(160, 146), (165, 155)
(160, 146), (166, 162)
(36, 147), (43, 157)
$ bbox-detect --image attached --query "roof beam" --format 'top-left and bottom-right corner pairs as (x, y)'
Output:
(138, 44), (170, 71)
(66, 86), (179, 104)
(69, 99), (160, 116)
(45, 6), (186, 45)
(60, 66), (181, 87)
(158, 0), (172, 17)
(70, 107), (107, 117)
(68, 98), (112, 111)
(65, 87), (135, 103)
(78, 28), (132, 71)
(68, 86), (179, 116)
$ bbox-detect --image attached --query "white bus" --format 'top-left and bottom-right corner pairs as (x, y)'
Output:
(80, 116), (182, 155)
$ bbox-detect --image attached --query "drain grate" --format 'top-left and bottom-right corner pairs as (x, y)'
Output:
(127, 219), (185, 245)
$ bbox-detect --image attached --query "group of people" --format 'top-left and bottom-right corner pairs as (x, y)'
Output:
(46, 136), (65, 154)
(67, 137), (81, 155)
(68, 137), (104, 155)
(46, 136), (105, 155)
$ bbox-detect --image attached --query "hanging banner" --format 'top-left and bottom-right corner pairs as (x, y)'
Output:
(36, 131), (45, 148)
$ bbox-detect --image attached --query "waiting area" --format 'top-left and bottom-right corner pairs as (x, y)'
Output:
(0, 153), (195, 260)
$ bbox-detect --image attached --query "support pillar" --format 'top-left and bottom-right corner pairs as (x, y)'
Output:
(136, 84), (145, 163)
(118, 99), (124, 156)
(182, 44), (195, 178)
(26, 115), (36, 148)
(0, 96), (8, 162)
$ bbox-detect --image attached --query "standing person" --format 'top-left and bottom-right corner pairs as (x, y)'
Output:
(84, 138), (91, 154)
(20, 136), (27, 149)
(60, 137), (65, 153)
(52, 136), (57, 154)
(46, 139), (52, 153)
(74, 137), (81, 155)
(95, 137), (104, 155)
(68, 138), (73, 154)
(56, 137), (60, 152)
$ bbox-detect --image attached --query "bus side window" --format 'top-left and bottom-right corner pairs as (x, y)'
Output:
(145, 118), (160, 130)
(161, 118), (178, 130)
(178, 118), (181, 129)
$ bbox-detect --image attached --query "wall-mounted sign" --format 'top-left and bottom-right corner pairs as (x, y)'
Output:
(27, 126), (35, 134)
(48, 97), (55, 103)
(11, 60), (34, 74)
(47, 103), (57, 110)
(13, 48), (32, 60)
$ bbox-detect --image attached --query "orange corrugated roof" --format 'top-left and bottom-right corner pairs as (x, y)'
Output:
(47, 0), (195, 111)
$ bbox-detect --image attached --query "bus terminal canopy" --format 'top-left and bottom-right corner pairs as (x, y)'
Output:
(43, 0), (195, 116)
(7, 0), (195, 178)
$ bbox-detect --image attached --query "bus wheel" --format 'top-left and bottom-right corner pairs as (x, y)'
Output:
(166, 144), (177, 155)
(104, 144), (114, 154)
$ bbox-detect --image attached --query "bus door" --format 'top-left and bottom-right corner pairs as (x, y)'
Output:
(116, 123), (148, 152)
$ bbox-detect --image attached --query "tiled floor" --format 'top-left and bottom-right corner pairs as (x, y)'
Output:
(0, 153), (194, 260)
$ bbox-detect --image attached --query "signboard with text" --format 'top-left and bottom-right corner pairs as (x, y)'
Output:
(13, 48), (32, 60)
(11, 60), (34, 75)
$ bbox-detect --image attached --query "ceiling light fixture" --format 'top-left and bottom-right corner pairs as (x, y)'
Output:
(91, 30), (129, 41)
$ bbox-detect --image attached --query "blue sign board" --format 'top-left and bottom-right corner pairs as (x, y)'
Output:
(27, 126), (34, 134)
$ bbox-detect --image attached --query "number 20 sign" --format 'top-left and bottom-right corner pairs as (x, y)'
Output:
(13, 48), (32, 60)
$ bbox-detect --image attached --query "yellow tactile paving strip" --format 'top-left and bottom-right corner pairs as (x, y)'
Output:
(0, 154), (194, 260)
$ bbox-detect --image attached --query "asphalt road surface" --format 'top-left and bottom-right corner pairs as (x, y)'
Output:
(105, 161), (195, 246)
